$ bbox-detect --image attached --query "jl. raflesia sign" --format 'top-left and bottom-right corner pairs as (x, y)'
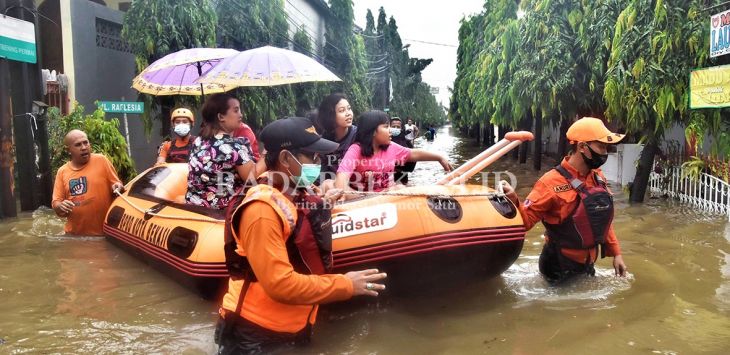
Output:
(331, 203), (398, 239)
(690, 64), (730, 109)
(0, 15), (36, 64)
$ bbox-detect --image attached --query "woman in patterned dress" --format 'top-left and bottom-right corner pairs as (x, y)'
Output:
(185, 93), (263, 210)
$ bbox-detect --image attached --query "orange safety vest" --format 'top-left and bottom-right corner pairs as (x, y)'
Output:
(221, 184), (319, 334)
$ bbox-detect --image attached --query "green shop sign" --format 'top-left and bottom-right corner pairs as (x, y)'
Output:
(0, 15), (36, 64)
(99, 101), (144, 114)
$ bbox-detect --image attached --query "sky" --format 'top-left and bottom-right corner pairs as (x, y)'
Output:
(352, 0), (485, 107)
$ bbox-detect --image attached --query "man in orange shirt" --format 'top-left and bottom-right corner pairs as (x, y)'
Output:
(216, 117), (386, 354)
(156, 108), (195, 164)
(52, 130), (124, 236)
(503, 117), (628, 282)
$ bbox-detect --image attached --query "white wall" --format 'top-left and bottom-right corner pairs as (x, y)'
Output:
(541, 121), (561, 156)
(662, 123), (715, 155)
(284, 0), (326, 57)
(603, 144), (644, 186)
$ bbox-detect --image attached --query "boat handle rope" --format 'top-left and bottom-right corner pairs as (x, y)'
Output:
(114, 189), (226, 224)
(341, 190), (506, 198)
(112, 188), (509, 223)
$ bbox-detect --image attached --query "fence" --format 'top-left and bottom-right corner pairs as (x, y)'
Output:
(649, 165), (730, 221)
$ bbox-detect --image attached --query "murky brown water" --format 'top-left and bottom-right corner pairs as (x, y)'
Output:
(1, 125), (729, 354)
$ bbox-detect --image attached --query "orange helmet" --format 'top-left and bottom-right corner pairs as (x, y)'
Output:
(171, 108), (194, 124)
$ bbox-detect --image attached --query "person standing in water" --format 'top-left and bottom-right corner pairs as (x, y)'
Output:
(502, 117), (628, 282)
(52, 130), (124, 236)
(404, 117), (418, 146)
(216, 117), (386, 353)
(389, 117), (417, 184)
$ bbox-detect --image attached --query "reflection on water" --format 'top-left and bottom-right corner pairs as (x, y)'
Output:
(1, 124), (728, 354)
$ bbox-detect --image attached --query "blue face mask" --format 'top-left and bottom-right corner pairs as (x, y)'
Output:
(389, 127), (402, 136)
(288, 152), (321, 187)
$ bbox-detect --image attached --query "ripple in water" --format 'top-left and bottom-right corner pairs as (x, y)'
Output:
(29, 207), (65, 238)
(502, 257), (634, 310)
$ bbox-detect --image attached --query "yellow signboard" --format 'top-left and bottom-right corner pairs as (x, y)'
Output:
(690, 64), (730, 109)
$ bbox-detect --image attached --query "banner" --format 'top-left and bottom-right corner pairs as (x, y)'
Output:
(711, 9), (730, 58)
(690, 64), (730, 109)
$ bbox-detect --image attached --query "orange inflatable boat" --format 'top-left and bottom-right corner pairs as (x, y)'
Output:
(104, 132), (532, 296)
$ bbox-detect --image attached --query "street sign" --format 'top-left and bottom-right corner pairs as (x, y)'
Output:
(429, 87), (439, 95)
(0, 16), (37, 64)
(98, 101), (144, 114)
(383, 107), (390, 112)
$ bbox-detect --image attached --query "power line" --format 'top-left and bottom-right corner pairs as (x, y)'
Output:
(279, 1), (350, 60)
(402, 38), (458, 48)
(217, 2), (343, 72)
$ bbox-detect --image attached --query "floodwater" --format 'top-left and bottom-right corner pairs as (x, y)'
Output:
(1, 125), (729, 354)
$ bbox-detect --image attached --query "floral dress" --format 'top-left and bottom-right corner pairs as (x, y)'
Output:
(185, 134), (252, 210)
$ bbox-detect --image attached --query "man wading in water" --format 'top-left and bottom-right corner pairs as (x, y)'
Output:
(502, 117), (628, 283)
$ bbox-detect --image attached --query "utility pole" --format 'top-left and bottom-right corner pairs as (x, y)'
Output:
(9, 0), (43, 211)
(0, 0), (17, 218)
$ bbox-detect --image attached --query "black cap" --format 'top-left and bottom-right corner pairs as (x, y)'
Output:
(259, 117), (339, 154)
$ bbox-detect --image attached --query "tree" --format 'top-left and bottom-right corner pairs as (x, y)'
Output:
(324, 0), (372, 114)
(122, 0), (217, 135)
(604, 0), (707, 202)
(215, 0), (297, 128)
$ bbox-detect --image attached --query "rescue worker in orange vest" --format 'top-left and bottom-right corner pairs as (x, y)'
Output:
(502, 117), (629, 282)
(156, 108), (196, 164)
(216, 117), (387, 354)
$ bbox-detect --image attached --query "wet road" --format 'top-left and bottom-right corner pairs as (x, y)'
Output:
(1, 125), (728, 354)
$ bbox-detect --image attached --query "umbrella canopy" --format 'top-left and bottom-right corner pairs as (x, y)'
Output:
(197, 45), (341, 87)
(132, 48), (239, 96)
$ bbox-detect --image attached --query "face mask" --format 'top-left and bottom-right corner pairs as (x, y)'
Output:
(288, 152), (321, 187)
(390, 127), (402, 136)
(174, 123), (191, 137)
(581, 143), (608, 169)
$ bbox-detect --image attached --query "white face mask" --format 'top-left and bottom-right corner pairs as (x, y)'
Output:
(174, 123), (191, 137)
(389, 127), (402, 136)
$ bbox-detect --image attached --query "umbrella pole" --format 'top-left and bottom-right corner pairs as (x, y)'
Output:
(196, 62), (206, 99)
(268, 88), (272, 122)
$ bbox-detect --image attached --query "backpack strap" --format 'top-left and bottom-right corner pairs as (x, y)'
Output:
(554, 165), (585, 192)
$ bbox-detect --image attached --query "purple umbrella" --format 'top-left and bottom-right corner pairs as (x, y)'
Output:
(197, 46), (341, 87)
(132, 48), (239, 96)
(196, 46), (341, 119)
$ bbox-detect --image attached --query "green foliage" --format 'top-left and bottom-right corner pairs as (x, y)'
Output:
(367, 7), (446, 126)
(215, 0), (334, 127)
(453, 0), (726, 154)
(324, 0), (372, 115)
(216, 0), (288, 49)
(122, 0), (217, 133)
(47, 104), (137, 182)
(681, 155), (705, 181)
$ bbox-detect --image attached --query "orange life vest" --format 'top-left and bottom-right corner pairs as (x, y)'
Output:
(220, 184), (333, 334)
(166, 135), (195, 163)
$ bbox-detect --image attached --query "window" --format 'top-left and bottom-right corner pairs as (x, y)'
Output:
(95, 18), (131, 53)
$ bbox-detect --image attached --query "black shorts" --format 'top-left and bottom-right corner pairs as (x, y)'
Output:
(538, 242), (595, 283)
(215, 315), (310, 355)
